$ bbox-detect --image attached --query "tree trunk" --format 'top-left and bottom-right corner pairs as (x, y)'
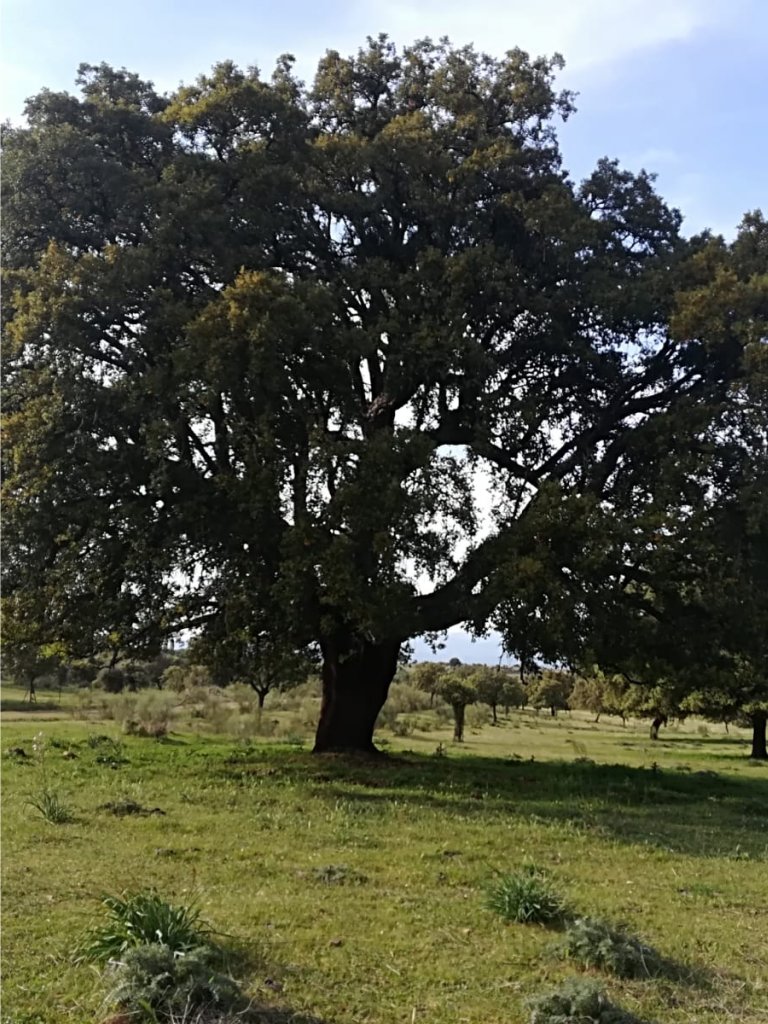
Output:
(750, 710), (767, 760)
(650, 714), (668, 740)
(313, 636), (400, 754)
(256, 688), (267, 709)
(453, 703), (466, 742)
(491, 703), (498, 725)
(550, 705), (557, 718)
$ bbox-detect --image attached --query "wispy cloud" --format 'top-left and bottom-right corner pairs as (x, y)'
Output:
(360, 0), (730, 71)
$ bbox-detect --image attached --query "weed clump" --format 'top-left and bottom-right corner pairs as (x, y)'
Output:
(528, 977), (642, 1023)
(77, 891), (212, 963)
(486, 865), (567, 924)
(27, 788), (74, 824)
(311, 864), (368, 885)
(104, 943), (247, 1022)
(557, 917), (666, 978)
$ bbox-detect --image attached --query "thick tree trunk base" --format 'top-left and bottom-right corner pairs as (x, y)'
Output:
(313, 636), (400, 754)
(750, 712), (767, 760)
(650, 714), (668, 741)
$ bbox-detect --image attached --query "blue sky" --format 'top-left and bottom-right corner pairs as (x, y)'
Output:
(3, 0), (765, 662)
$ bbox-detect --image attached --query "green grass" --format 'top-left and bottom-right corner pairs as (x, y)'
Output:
(2, 691), (767, 1023)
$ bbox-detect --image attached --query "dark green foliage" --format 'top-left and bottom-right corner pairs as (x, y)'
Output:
(96, 667), (128, 694)
(557, 917), (667, 979)
(1, 39), (759, 752)
(77, 892), (212, 963)
(528, 671), (573, 716)
(528, 977), (644, 1024)
(104, 943), (245, 1021)
(486, 865), (566, 924)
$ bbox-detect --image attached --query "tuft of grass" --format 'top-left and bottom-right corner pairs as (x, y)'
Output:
(310, 864), (368, 885)
(77, 891), (212, 964)
(528, 977), (644, 1023)
(486, 864), (567, 925)
(556, 917), (668, 979)
(26, 788), (74, 824)
(104, 942), (247, 1022)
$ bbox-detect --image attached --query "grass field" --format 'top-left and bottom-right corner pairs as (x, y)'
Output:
(2, 683), (767, 1024)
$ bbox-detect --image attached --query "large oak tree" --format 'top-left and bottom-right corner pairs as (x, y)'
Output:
(2, 39), (751, 751)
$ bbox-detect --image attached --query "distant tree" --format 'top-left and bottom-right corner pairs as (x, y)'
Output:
(528, 671), (572, 717)
(410, 662), (445, 707)
(570, 670), (630, 724)
(190, 626), (312, 708)
(436, 671), (477, 742)
(473, 667), (508, 724)
(500, 676), (527, 714)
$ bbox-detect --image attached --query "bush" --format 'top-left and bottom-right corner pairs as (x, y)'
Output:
(96, 666), (128, 694)
(104, 943), (246, 1022)
(528, 977), (640, 1024)
(466, 704), (492, 730)
(385, 682), (434, 714)
(269, 677), (321, 710)
(77, 891), (212, 963)
(558, 917), (666, 978)
(391, 716), (415, 737)
(226, 711), (278, 740)
(227, 682), (260, 714)
(103, 691), (175, 735)
(162, 663), (213, 693)
(486, 865), (567, 924)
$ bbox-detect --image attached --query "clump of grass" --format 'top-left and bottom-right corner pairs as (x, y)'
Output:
(528, 977), (642, 1023)
(557, 917), (666, 978)
(311, 864), (368, 885)
(27, 788), (74, 824)
(77, 891), (212, 963)
(486, 864), (567, 924)
(104, 943), (247, 1022)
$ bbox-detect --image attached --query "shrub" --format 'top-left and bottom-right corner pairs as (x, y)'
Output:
(385, 682), (434, 714)
(558, 917), (666, 979)
(104, 943), (246, 1021)
(120, 691), (176, 737)
(528, 977), (640, 1024)
(97, 666), (128, 694)
(77, 891), (212, 963)
(486, 865), (566, 924)
(27, 788), (73, 824)
(227, 682), (260, 714)
(391, 716), (415, 737)
(466, 704), (492, 730)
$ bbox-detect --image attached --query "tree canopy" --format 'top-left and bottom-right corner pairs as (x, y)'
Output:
(2, 38), (761, 751)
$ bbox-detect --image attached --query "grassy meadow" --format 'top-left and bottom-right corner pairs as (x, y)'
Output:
(2, 681), (767, 1024)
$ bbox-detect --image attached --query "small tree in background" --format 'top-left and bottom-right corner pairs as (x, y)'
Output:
(474, 667), (508, 724)
(570, 669), (630, 724)
(410, 662), (446, 707)
(436, 671), (477, 742)
(500, 675), (527, 714)
(528, 670), (573, 717)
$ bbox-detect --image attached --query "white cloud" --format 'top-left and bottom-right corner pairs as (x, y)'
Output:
(355, 0), (729, 72)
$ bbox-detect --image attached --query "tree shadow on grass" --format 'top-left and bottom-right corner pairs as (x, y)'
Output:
(223, 749), (768, 860)
(1, 697), (62, 714)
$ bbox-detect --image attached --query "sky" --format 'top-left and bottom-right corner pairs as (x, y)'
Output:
(2, 0), (766, 662)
